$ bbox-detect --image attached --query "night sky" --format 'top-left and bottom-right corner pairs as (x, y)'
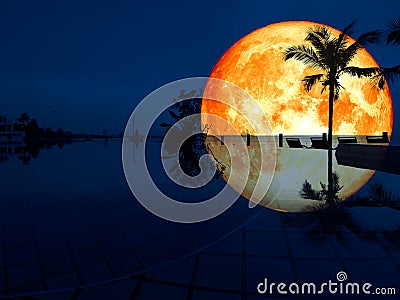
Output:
(1, 0), (400, 136)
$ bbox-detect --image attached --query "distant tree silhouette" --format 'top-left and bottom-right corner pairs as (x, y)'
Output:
(12, 114), (87, 164)
(44, 127), (57, 139)
(25, 119), (44, 139)
(14, 148), (32, 165)
(57, 128), (65, 137)
(284, 22), (385, 204)
(14, 112), (31, 131)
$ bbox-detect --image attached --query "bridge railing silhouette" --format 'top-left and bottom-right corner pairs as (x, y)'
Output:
(215, 132), (390, 149)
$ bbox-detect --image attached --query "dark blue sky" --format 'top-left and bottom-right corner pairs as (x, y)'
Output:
(1, 0), (400, 135)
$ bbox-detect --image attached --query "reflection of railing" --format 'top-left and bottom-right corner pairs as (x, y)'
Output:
(0, 114), (25, 145)
(0, 123), (25, 163)
(0, 142), (25, 163)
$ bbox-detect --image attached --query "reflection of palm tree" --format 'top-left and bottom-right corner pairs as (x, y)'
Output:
(284, 23), (384, 204)
(346, 183), (400, 210)
(283, 205), (378, 249)
(294, 174), (375, 247)
(14, 148), (32, 165)
(291, 182), (400, 250)
(299, 172), (343, 204)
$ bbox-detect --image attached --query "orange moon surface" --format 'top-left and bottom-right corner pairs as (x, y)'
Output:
(201, 21), (393, 212)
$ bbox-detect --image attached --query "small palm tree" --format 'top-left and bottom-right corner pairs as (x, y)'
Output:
(284, 22), (385, 204)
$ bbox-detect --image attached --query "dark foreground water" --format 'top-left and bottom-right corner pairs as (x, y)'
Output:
(0, 140), (399, 299)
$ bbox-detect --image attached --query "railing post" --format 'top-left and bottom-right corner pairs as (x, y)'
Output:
(247, 133), (250, 147)
(382, 131), (389, 142)
(220, 135), (224, 145)
(278, 133), (283, 147)
(322, 132), (327, 141)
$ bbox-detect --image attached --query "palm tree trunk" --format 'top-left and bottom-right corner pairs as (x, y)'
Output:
(327, 83), (335, 205)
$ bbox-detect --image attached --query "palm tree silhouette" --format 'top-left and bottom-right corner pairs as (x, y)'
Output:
(284, 22), (384, 204)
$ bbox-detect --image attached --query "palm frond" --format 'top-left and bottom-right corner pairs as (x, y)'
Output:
(334, 83), (343, 101)
(341, 21), (356, 38)
(299, 180), (323, 200)
(356, 30), (382, 47)
(311, 25), (331, 41)
(387, 31), (400, 46)
(334, 21), (356, 55)
(332, 172), (344, 193)
(320, 80), (329, 94)
(305, 27), (338, 69)
(381, 65), (400, 83)
(305, 30), (326, 51)
(302, 74), (325, 92)
(340, 30), (382, 66)
(305, 30), (329, 69)
(370, 72), (387, 90)
(386, 17), (400, 30)
(284, 45), (324, 69)
(339, 42), (363, 66)
(386, 18), (400, 46)
(341, 66), (381, 78)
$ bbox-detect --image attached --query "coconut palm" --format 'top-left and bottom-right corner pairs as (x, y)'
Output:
(284, 22), (385, 204)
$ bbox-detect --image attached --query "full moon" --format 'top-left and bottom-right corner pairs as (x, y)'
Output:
(201, 21), (393, 212)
